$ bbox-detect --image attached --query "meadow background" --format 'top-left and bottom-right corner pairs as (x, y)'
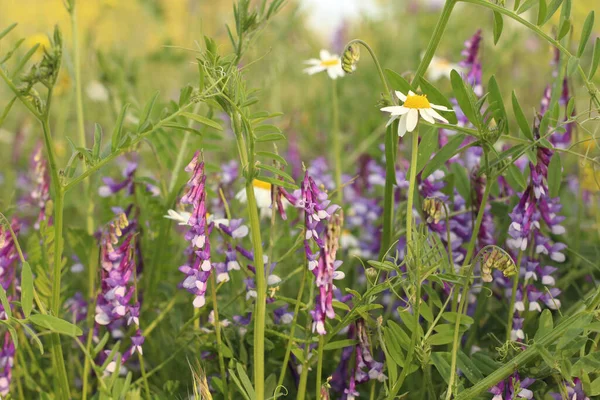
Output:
(0, 0), (599, 399)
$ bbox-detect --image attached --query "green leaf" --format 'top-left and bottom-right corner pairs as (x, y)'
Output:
(589, 376), (600, 396)
(323, 339), (358, 350)
(415, 127), (439, 174)
(548, 153), (562, 197)
(543, 0), (563, 24)
(254, 124), (281, 134)
(384, 69), (414, 96)
(493, 12), (504, 44)
(430, 352), (451, 383)
(537, 0), (547, 25)
(137, 91), (159, 132)
(253, 176), (298, 190)
(517, 0), (538, 14)
(487, 76), (508, 134)
(422, 134), (465, 179)
(255, 163), (294, 183)
(506, 163), (527, 191)
(450, 162), (470, 201)
(419, 301), (434, 323)
(179, 85), (193, 108)
(92, 123), (102, 160)
(419, 77), (458, 124)
(29, 314), (83, 337)
(256, 151), (288, 166)
(442, 312), (474, 326)
(577, 11), (595, 57)
(0, 286), (12, 319)
(511, 91), (533, 141)
(457, 351), (484, 384)
(566, 56), (580, 77)
(428, 332), (455, 345)
(0, 23), (18, 41)
(450, 70), (478, 127)
(0, 320), (18, 350)
(236, 363), (256, 400)
(112, 103), (130, 152)
(557, 18), (571, 40)
(589, 38), (600, 80)
(255, 133), (285, 143)
(181, 111), (223, 131)
(20, 261), (33, 318)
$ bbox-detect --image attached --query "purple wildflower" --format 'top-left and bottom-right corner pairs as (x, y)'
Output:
(489, 372), (534, 399)
(0, 332), (15, 397)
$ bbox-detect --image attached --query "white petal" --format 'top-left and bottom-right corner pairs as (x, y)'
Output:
(397, 114), (408, 137)
(303, 65), (326, 75)
(394, 91), (407, 102)
(427, 107), (449, 124)
(406, 109), (419, 132)
(320, 49), (331, 60)
(267, 275), (282, 285)
(385, 115), (398, 128)
(430, 103), (452, 111)
(193, 295), (206, 308)
(419, 108), (435, 124)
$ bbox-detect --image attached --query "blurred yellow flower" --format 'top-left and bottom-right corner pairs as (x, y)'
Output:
(25, 33), (50, 56)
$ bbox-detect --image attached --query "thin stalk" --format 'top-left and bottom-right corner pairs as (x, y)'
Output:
(296, 317), (313, 400)
(276, 265), (308, 393)
(411, 0), (457, 86)
(316, 335), (325, 399)
(70, 0), (94, 237)
(211, 272), (230, 399)
(379, 125), (397, 259)
(446, 181), (492, 400)
(331, 79), (343, 204)
(506, 250), (524, 340)
(246, 177), (266, 399)
(406, 130), (420, 250)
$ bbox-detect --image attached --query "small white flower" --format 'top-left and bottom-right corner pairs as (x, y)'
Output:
(267, 274), (282, 286)
(303, 49), (345, 79)
(164, 209), (192, 225)
(381, 91), (453, 137)
(426, 56), (461, 81)
(235, 180), (272, 212)
(280, 313), (294, 324)
(86, 80), (109, 102)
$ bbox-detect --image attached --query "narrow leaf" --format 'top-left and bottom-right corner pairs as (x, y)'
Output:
(29, 314), (83, 337)
(255, 133), (285, 143)
(415, 127), (439, 173)
(384, 69), (414, 95)
(543, 0), (563, 24)
(537, 0), (547, 25)
(256, 151), (288, 166)
(255, 163), (295, 183)
(589, 38), (600, 79)
(422, 134), (466, 179)
(548, 153), (562, 197)
(557, 18), (571, 40)
(181, 112), (223, 131)
(450, 70), (478, 127)
(511, 91), (533, 141)
(577, 11), (595, 57)
(21, 261), (33, 318)
(112, 103), (130, 152)
(493, 12), (504, 44)
(0, 286), (12, 319)
(92, 123), (102, 160)
(138, 91), (160, 132)
(323, 339), (358, 350)
(566, 56), (579, 76)
(0, 23), (18, 41)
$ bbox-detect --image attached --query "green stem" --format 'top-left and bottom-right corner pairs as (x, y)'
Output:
(246, 176), (266, 399)
(411, 0), (457, 86)
(506, 250), (524, 340)
(211, 272), (230, 399)
(276, 265), (307, 393)
(446, 180), (492, 400)
(331, 79), (343, 204)
(456, 287), (600, 400)
(316, 335), (325, 399)
(406, 130), (420, 251)
(379, 125), (398, 260)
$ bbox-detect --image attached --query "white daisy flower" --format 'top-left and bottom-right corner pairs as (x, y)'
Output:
(303, 49), (345, 80)
(236, 179), (274, 218)
(426, 56), (461, 81)
(381, 90), (454, 137)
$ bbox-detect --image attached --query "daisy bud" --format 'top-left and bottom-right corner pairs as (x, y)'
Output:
(341, 43), (360, 74)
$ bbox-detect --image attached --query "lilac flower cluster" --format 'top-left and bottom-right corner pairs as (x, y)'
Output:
(178, 151), (213, 309)
(19, 144), (50, 229)
(0, 219), (19, 396)
(550, 378), (590, 400)
(281, 171), (341, 334)
(95, 212), (142, 341)
(489, 372), (534, 400)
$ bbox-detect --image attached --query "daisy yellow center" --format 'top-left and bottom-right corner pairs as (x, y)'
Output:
(320, 59), (339, 67)
(253, 179), (272, 191)
(403, 94), (431, 109)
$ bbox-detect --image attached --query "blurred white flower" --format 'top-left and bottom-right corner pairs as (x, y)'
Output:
(86, 80), (109, 102)
(426, 56), (460, 81)
(303, 49), (345, 79)
(164, 209), (191, 225)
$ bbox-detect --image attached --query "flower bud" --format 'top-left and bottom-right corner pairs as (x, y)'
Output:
(481, 247), (517, 282)
(423, 197), (444, 224)
(341, 43), (360, 74)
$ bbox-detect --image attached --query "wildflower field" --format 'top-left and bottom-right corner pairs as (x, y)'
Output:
(1, 0), (600, 398)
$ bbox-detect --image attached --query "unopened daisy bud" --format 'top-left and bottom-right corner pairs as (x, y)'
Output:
(423, 197), (444, 224)
(341, 43), (360, 74)
(480, 247), (517, 282)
